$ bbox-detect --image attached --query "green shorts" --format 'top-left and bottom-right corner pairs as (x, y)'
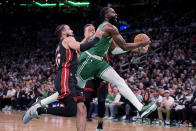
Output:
(77, 52), (110, 81)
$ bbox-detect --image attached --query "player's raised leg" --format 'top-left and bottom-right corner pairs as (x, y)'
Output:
(100, 67), (157, 118)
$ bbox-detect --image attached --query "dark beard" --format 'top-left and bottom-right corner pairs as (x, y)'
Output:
(108, 16), (118, 25)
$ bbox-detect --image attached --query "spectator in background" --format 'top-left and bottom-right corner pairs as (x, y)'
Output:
(143, 87), (152, 105)
(14, 85), (27, 110)
(151, 89), (163, 106)
(105, 88), (115, 118)
(158, 87), (165, 97)
(105, 87), (121, 119)
(158, 90), (174, 125)
(148, 89), (163, 121)
(189, 91), (196, 127)
(132, 87), (143, 102)
(87, 98), (98, 120)
(2, 83), (16, 111)
(181, 90), (195, 126)
(172, 88), (186, 124)
(0, 83), (4, 109)
(184, 88), (193, 101)
(14, 86), (22, 109)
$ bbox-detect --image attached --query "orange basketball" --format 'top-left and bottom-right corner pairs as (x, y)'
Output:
(134, 33), (150, 43)
(133, 33), (150, 53)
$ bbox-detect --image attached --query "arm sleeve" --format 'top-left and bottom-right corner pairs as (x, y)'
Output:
(80, 37), (99, 52)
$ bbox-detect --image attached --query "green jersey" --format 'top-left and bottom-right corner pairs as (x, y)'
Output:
(77, 21), (113, 81)
(106, 93), (115, 103)
(87, 21), (113, 57)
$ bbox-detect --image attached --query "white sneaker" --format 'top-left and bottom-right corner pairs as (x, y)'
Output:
(188, 123), (192, 127)
(104, 116), (109, 119)
(165, 120), (170, 125)
(140, 103), (157, 118)
(108, 116), (113, 120)
(22, 103), (41, 124)
(2, 105), (9, 111)
(121, 115), (126, 120)
(7, 106), (12, 111)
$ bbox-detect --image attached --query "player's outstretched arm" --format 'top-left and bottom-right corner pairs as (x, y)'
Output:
(66, 30), (103, 52)
(105, 25), (151, 51)
(79, 29), (103, 51)
(79, 37), (100, 52)
(110, 40), (149, 54)
(64, 37), (80, 51)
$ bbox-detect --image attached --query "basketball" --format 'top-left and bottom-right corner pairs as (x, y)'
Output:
(133, 33), (150, 53)
(134, 33), (150, 43)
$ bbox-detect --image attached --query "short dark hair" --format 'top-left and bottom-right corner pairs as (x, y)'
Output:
(55, 24), (67, 38)
(100, 7), (110, 21)
(83, 24), (93, 32)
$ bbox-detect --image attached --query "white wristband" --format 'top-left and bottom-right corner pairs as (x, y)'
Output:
(111, 47), (128, 55)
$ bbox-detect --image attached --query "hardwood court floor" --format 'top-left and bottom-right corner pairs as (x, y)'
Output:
(0, 111), (194, 131)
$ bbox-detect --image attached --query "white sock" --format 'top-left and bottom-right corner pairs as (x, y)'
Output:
(40, 92), (59, 106)
(101, 67), (143, 111)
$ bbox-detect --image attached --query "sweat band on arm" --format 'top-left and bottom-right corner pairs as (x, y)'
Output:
(80, 37), (100, 52)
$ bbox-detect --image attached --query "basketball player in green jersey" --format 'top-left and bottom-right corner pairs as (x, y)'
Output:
(76, 7), (157, 122)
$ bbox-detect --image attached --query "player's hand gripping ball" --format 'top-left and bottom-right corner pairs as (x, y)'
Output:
(134, 33), (150, 53)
